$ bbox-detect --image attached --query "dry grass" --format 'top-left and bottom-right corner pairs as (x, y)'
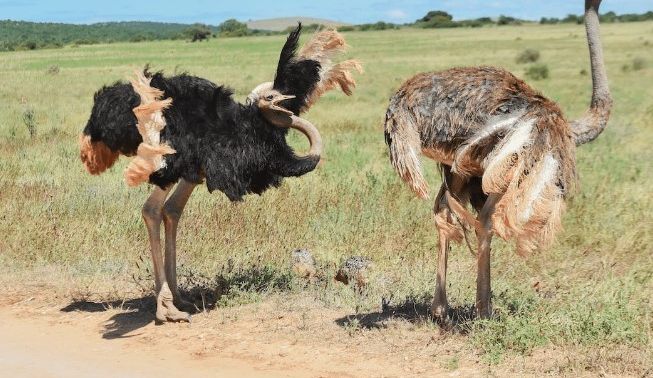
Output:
(1, 21), (652, 374)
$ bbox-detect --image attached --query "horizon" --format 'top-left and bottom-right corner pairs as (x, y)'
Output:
(1, 0), (651, 26)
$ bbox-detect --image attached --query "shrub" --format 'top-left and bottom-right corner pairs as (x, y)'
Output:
(516, 49), (540, 64)
(185, 24), (213, 42)
(46, 65), (60, 75)
(22, 108), (37, 138)
(525, 64), (549, 80)
(218, 19), (250, 37)
(632, 57), (646, 71)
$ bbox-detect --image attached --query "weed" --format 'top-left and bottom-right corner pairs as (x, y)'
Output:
(22, 108), (37, 138)
(525, 63), (549, 80)
(632, 57), (646, 70)
(516, 48), (540, 63)
(46, 65), (60, 75)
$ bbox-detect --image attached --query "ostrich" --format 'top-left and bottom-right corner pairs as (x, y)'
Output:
(79, 25), (361, 323)
(383, 0), (611, 322)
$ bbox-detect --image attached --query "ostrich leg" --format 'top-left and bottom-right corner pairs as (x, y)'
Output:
(162, 179), (197, 310)
(431, 170), (469, 324)
(475, 193), (501, 319)
(432, 185), (452, 323)
(142, 185), (190, 323)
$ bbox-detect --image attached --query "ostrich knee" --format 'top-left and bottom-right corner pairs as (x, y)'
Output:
(142, 187), (170, 292)
(162, 180), (196, 302)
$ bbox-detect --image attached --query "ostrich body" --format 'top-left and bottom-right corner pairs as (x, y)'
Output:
(79, 25), (361, 322)
(383, 0), (612, 321)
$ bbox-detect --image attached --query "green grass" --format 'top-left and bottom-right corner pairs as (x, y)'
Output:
(1, 22), (652, 373)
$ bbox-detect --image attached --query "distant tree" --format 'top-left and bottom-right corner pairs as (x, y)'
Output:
(497, 15), (521, 25)
(420, 11), (453, 23)
(185, 23), (212, 42)
(217, 19), (249, 37)
(418, 10), (456, 28)
(540, 17), (560, 24)
(562, 14), (583, 24)
(600, 11), (618, 22)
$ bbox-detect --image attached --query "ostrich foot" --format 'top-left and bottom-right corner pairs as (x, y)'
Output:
(155, 283), (190, 324)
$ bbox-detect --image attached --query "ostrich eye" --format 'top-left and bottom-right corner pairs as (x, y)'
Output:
(266, 95), (274, 101)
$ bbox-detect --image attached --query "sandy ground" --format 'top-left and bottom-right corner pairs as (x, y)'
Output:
(0, 308), (283, 378)
(1, 290), (630, 377)
(0, 293), (482, 378)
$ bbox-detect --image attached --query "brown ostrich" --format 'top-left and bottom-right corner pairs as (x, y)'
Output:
(383, 0), (612, 322)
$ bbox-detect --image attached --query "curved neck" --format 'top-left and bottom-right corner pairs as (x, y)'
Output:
(572, 0), (613, 146)
(288, 115), (323, 157)
(260, 108), (323, 158)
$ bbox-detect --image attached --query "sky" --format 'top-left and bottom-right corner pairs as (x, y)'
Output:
(1, 0), (651, 25)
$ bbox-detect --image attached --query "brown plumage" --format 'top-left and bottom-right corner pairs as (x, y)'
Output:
(297, 29), (363, 112)
(384, 0), (612, 322)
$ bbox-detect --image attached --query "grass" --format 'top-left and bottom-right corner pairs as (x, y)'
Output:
(1, 21), (652, 374)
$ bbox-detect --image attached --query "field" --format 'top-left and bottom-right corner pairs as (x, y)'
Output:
(1, 21), (652, 376)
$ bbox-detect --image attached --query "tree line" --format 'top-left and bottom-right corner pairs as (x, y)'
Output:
(1, 9), (652, 52)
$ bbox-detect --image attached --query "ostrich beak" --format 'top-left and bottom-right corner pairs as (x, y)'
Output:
(270, 94), (296, 115)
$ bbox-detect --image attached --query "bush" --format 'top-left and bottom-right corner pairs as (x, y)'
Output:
(185, 24), (213, 42)
(46, 65), (60, 75)
(337, 25), (355, 32)
(359, 22), (398, 31)
(622, 58), (647, 72)
(516, 49), (540, 64)
(632, 57), (646, 71)
(22, 108), (37, 138)
(218, 19), (250, 37)
(525, 64), (549, 80)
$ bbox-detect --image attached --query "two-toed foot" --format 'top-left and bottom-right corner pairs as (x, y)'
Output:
(155, 283), (190, 324)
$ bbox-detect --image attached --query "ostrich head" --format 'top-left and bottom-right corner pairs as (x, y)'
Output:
(247, 23), (360, 159)
(252, 83), (323, 158)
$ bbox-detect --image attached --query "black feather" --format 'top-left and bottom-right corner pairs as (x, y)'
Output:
(273, 23), (302, 90)
(82, 72), (318, 201)
(272, 22), (322, 115)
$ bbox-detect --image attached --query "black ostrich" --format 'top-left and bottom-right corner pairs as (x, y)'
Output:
(79, 25), (361, 323)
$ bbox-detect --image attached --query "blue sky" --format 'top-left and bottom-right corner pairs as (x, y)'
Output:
(1, 0), (650, 25)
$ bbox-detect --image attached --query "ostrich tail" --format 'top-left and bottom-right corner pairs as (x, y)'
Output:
(475, 116), (576, 255)
(384, 105), (429, 199)
(79, 134), (119, 175)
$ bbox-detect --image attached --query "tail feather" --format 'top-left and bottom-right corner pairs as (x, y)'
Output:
(298, 29), (363, 112)
(384, 106), (429, 199)
(124, 71), (175, 187)
(79, 134), (119, 175)
(476, 119), (575, 255)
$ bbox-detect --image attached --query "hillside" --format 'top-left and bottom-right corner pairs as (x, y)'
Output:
(246, 17), (349, 31)
(0, 20), (214, 51)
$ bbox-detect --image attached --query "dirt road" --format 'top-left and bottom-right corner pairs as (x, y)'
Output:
(0, 308), (296, 378)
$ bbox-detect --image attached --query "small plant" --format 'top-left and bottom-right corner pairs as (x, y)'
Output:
(580, 68), (588, 76)
(46, 65), (60, 75)
(443, 355), (460, 371)
(525, 64), (549, 80)
(632, 57), (646, 71)
(22, 108), (37, 138)
(516, 48), (540, 64)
